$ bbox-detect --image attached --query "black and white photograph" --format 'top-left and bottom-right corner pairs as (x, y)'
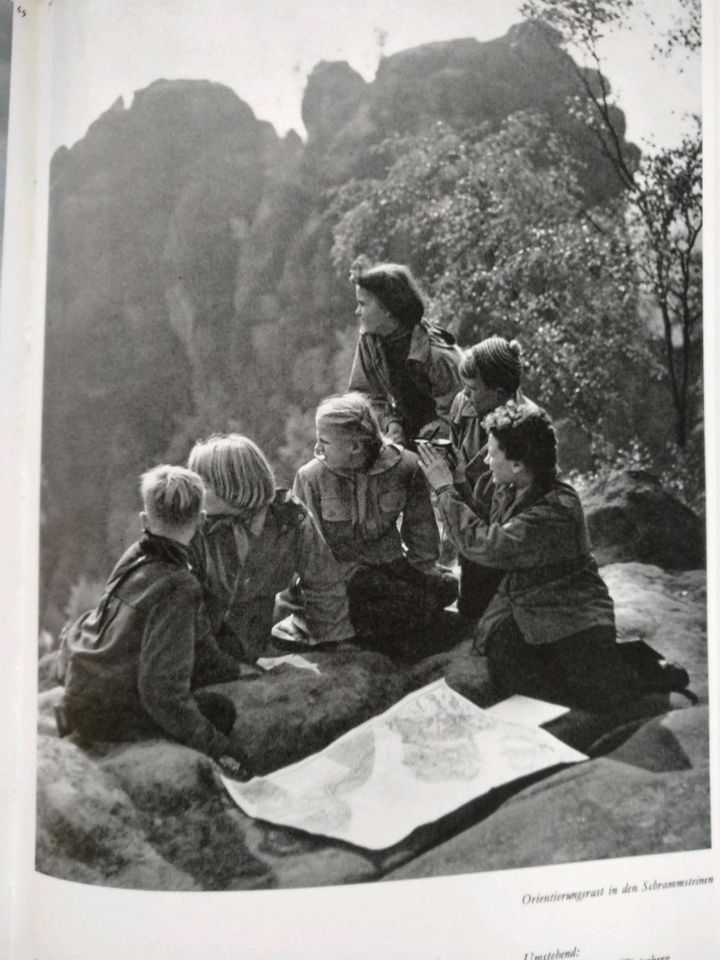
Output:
(1, 0), (717, 957)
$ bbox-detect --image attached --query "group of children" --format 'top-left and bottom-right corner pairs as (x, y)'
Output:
(57, 392), (462, 773)
(56, 259), (684, 774)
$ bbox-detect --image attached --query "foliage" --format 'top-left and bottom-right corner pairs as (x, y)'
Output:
(519, 0), (703, 446)
(519, 0), (634, 46)
(569, 430), (705, 519)
(653, 0), (701, 57)
(629, 122), (702, 447)
(330, 113), (650, 442)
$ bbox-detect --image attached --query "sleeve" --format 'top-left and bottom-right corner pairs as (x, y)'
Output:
(435, 484), (582, 570)
(449, 392), (463, 451)
(191, 603), (241, 688)
(292, 468), (322, 527)
(401, 460), (440, 573)
(348, 337), (402, 440)
(294, 511), (355, 644)
(138, 579), (230, 759)
(428, 348), (462, 427)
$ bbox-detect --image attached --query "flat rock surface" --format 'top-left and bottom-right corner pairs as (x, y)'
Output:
(386, 707), (710, 880)
(35, 562), (708, 890)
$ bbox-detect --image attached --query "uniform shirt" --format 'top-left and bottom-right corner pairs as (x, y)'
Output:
(190, 490), (354, 662)
(293, 443), (439, 580)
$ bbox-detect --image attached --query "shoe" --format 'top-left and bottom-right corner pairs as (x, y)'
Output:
(216, 754), (253, 781)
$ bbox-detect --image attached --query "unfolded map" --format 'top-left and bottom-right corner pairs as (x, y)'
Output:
(221, 679), (586, 850)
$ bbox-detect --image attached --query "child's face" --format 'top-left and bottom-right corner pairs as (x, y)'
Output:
(315, 426), (364, 471)
(354, 286), (401, 337)
(484, 435), (518, 487)
(462, 374), (504, 417)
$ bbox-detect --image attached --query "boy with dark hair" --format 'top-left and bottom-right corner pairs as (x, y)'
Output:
(58, 465), (249, 774)
(449, 336), (538, 621)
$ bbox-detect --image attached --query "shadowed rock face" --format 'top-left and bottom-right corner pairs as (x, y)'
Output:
(36, 563), (708, 891)
(40, 24), (642, 632)
(302, 61), (369, 147)
(582, 471), (705, 569)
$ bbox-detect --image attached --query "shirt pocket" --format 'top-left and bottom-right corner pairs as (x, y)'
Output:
(320, 496), (352, 523)
(378, 487), (406, 517)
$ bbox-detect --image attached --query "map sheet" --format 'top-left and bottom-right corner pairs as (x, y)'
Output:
(220, 679), (586, 850)
(485, 693), (569, 727)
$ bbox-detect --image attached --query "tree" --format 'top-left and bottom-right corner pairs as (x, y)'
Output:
(520, 0), (702, 446)
(329, 113), (650, 445)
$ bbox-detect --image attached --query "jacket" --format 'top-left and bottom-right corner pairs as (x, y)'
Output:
(189, 489), (354, 662)
(293, 444), (439, 581)
(61, 532), (238, 759)
(434, 478), (615, 647)
(348, 320), (462, 441)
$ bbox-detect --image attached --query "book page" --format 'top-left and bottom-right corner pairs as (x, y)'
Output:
(2, 0), (718, 957)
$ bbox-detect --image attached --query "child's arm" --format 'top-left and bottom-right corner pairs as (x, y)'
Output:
(401, 457), (440, 573)
(434, 483), (582, 569)
(292, 467), (322, 526)
(192, 605), (242, 687)
(294, 509), (355, 645)
(138, 578), (231, 759)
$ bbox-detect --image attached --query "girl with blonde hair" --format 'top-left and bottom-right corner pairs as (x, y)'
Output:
(293, 393), (457, 660)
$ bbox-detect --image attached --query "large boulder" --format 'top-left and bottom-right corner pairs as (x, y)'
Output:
(603, 563), (707, 700)
(581, 471), (704, 569)
(36, 735), (199, 890)
(36, 645), (407, 890)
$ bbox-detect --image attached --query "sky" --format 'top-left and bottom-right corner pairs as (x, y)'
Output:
(47, 0), (701, 153)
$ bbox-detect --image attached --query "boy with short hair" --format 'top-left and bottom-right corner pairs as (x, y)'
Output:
(59, 465), (249, 773)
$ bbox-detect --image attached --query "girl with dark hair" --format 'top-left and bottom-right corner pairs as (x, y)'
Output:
(293, 393), (458, 660)
(418, 403), (650, 712)
(348, 257), (462, 446)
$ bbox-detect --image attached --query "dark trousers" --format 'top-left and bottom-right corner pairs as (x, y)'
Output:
(65, 689), (236, 745)
(458, 558), (504, 619)
(347, 560), (459, 661)
(486, 617), (644, 713)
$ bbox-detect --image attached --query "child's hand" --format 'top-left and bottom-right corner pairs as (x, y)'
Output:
(217, 754), (253, 781)
(417, 442), (454, 490)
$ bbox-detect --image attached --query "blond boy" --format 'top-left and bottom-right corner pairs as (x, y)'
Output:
(60, 465), (249, 773)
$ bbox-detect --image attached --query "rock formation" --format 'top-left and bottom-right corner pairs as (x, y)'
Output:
(40, 24), (645, 631)
(36, 563), (708, 890)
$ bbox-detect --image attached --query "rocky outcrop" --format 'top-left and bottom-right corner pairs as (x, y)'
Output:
(41, 80), (288, 631)
(40, 23), (643, 631)
(581, 471), (705, 569)
(302, 61), (369, 149)
(36, 563), (708, 890)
